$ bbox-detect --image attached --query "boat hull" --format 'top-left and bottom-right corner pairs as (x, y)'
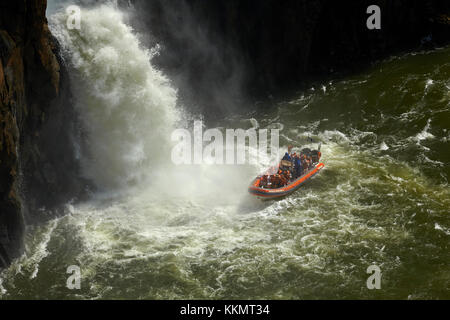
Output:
(248, 163), (325, 199)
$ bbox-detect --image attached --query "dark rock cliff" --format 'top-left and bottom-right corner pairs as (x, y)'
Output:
(0, 0), (83, 268)
(128, 0), (450, 116)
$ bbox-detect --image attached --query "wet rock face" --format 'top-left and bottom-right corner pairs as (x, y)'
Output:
(0, 0), (83, 267)
(0, 2), (28, 268)
(129, 0), (449, 114)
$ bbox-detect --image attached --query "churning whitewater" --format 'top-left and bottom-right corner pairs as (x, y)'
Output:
(0, 3), (449, 299)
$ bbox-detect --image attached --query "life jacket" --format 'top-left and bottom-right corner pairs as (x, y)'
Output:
(260, 175), (268, 187)
(279, 175), (287, 186)
(271, 175), (280, 188)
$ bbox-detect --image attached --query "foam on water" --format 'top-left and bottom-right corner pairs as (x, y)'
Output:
(415, 119), (435, 142)
(380, 142), (389, 150)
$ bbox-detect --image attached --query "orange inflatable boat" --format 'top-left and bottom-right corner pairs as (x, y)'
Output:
(248, 162), (325, 199)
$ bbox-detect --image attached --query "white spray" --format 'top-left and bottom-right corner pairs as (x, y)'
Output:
(50, 4), (178, 190)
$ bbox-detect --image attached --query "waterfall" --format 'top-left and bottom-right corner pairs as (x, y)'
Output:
(50, 3), (179, 190)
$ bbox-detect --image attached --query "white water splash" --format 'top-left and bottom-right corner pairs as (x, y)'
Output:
(0, 278), (6, 295)
(380, 142), (389, 150)
(414, 119), (435, 143)
(50, 4), (178, 190)
(29, 220), (59, 279)
(435, 223), (450, 235)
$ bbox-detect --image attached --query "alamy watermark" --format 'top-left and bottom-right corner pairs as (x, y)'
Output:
(366, 265), (381, 289)
(66, 265), (81, 290)
(366, 5), (381, 30)
(66, 5), (81, 30)
(171, 121), (280, 165)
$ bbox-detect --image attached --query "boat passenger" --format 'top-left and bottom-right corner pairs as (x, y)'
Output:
(282, 152), (292, 161)
(282, 169), (291, 183)
(260, 175), (268, 188)
(270, 174), (278, 189)
(274, 174), (283, 188)
(279, 173), (288, 186)
(301, 155), (307, 173)
(294, 155), (302, 178)
(282, 145), (294, 162)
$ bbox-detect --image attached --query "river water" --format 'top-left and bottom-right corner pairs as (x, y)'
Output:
(0, 2), (449, 299)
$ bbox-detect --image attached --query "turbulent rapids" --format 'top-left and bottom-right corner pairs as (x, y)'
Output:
(0, 2), (449, 299)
